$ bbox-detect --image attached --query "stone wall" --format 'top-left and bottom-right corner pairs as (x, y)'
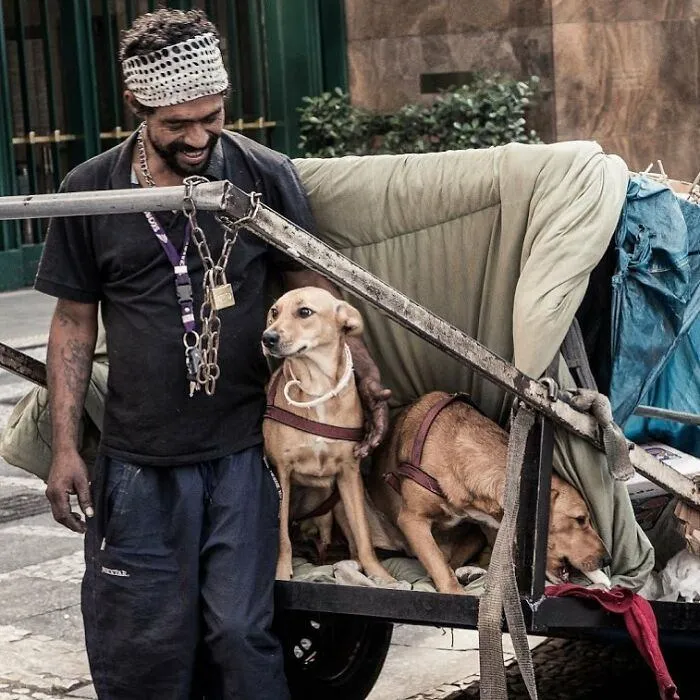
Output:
(345, 0), (699, 179)
(551, 0), (699, 179)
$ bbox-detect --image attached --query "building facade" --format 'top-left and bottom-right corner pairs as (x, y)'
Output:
(344, 0), (699, 182)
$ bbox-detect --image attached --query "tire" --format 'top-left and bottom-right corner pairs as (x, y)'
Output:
(276, 610), (393, 700)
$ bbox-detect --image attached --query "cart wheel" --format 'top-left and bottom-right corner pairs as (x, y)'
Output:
(276, 610), (393, 700)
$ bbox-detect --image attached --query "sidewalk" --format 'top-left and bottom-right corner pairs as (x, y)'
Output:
(0, 289), (518, 700)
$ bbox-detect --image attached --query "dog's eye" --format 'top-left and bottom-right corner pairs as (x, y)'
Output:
(270, 308), (278, 319)
(298, 307), (314, 318)
(575, 516), (587, 526)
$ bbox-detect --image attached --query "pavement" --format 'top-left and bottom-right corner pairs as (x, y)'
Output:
(0, 287), (510, 700)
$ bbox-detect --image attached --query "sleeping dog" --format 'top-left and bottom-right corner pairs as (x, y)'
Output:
(261, 287), (393, 583)
(367, 392), (612, 594)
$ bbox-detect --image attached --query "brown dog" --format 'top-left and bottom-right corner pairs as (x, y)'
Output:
(261, 287), (393, 582)
(368, 392), (611, 594)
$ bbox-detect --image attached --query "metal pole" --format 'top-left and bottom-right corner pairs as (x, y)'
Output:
(0, 182), (230, 220)
(0, 0), (20, 250)
(14, 0), (38, 200)
(221, 184), (700, 508)
(100, 0), (121, 143)
(225, 0), (244, 120)
(40, 0), (62, 194)
(633, 405), (700, 427)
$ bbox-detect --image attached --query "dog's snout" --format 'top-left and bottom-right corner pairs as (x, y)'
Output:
(600, 553), (612, 568)
(262, 329), (280, 348)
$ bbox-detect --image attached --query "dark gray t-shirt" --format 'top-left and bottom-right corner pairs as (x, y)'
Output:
(35, 130), (312, 466)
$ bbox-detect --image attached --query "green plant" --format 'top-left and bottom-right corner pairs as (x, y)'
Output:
(297, 87), (376, 157)
(298, 75), (541, 157)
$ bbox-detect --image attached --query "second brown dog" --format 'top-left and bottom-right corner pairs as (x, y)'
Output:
(368, 392), (611, 594)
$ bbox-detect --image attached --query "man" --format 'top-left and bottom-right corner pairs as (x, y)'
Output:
(35, 8), (389, 699)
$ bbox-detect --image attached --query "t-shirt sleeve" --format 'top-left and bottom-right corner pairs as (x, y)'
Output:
(34, 173), (101, 303)
(264, 157), (319, 272)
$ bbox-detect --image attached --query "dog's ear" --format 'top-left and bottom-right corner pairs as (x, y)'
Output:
(335, 301), (364, 336)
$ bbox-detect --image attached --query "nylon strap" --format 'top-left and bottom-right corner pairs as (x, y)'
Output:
(264, 371), (364, 443)
(478, 403), (538, 700)
(385, 393), (474, 500)
(292, 488), (341, 524)
(131, 166), (197, 337)
(392, 462), (446, 498)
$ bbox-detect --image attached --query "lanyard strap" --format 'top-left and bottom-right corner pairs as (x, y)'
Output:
(142, 210), (195, 333)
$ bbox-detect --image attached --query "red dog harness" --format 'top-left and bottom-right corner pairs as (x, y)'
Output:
(264, 370), (364, 443)
(384, 393), (475, 500)
(264, 370), (363, 522)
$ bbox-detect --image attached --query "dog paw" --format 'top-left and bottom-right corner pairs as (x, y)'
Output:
(333, 559), (377, 587)
(455, 565), (488, 584)
(275, 566), (293, 581)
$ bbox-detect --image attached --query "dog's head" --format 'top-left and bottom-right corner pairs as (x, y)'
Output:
(547, 477), (611, 584)
(261, 286), (363, 359)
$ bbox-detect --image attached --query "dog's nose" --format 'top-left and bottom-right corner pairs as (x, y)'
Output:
(600, 553), (612, 568)
(262, 329), (280, 348)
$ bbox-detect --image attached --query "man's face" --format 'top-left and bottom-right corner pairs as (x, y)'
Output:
(144, 94), (225, 177)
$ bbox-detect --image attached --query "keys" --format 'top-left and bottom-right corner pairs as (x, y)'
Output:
(185, 345), (203, 397)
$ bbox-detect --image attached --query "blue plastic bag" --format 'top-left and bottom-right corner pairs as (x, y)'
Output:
(610, 176), (700, 456)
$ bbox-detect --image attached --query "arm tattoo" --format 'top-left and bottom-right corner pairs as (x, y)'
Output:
(48, 335), (94, 451)
(60, 339), (92, 394)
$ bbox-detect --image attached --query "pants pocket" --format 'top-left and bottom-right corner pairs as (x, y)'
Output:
(102, 460), (142, 547)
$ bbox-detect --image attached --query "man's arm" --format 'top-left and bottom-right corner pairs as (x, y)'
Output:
(283, 269), (391, 458)
(45, 299), (99, 533)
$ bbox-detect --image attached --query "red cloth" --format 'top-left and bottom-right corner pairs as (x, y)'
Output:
(546, 584), (679, 700)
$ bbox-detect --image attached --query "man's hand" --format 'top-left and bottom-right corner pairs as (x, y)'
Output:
(355, 376), (392, 459)
(45, 298), (98, 533)
(45, 450), (93, 533)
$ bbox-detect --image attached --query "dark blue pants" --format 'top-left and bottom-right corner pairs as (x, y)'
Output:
(82, 446), (290, 700)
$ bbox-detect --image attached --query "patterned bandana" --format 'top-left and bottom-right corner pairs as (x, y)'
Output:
(122, 32), (229, 107)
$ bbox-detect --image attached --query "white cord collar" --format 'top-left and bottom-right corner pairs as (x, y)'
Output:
(283, 345), (354, 409)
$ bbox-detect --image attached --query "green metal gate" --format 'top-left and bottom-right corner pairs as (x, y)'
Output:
(0, 0), (347, 291)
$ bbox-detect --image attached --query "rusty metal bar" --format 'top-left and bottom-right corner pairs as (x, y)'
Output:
(0, 342), (47, 386)
(11, 121), (277, 145)
(0, 182), (229, 220)
(221, 184), (700, 508)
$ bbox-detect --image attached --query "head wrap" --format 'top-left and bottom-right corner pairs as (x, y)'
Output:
(122, 32), (229, 107)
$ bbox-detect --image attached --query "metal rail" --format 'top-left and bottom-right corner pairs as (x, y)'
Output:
(634, 405), (700, 427)
(0, 182), (229, 220)
(275, 580), (700, 638)
(0, 182), (696, 507)
(10, 121), (277, 146)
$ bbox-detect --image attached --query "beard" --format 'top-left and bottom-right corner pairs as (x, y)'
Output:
(149, 131), (220, 177)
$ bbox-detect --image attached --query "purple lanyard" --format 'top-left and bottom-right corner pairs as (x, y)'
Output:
(142, 210), (196, 333)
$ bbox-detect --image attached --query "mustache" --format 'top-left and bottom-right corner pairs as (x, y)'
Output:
(165, 133), (219, 155)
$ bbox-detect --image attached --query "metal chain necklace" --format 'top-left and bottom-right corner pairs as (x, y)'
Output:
(136, 122), (260, 396)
